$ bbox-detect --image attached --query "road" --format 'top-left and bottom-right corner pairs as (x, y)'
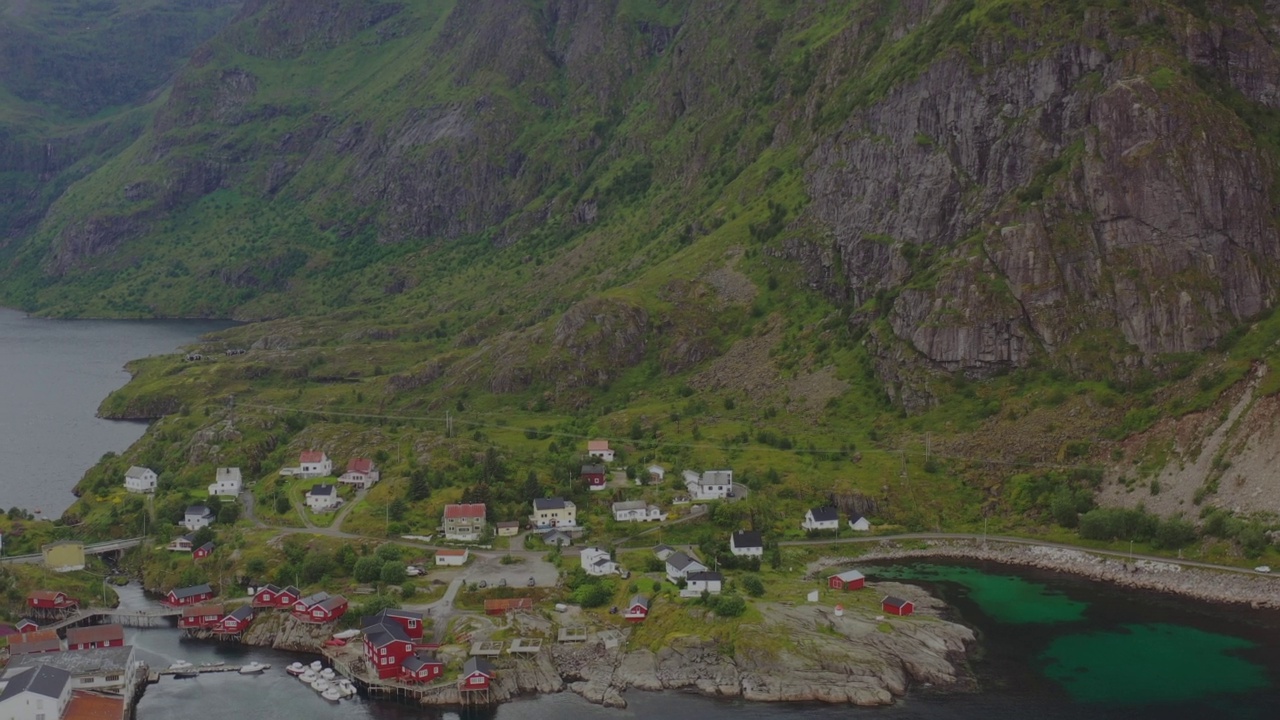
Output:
(0, 537), (145, 565)
(779, 533), (1280, 578)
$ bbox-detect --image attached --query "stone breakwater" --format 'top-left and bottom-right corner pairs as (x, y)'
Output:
(832, 540), (1280, 610)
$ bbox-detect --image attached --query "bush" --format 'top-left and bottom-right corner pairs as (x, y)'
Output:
(376, 544), (402, 562)
(573, 582), (612, 608)
(380, 561), (407, 585)
(711, 594), (747, 617)
(353, 556), (382, 583)
(742, 575), (765, 597)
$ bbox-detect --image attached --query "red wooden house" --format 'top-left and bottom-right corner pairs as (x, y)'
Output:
(252, 584), (299, 609)
(828, 570), (866, 591)
(401, 651), (445, 683)
(364, 608), (424, 641)
(362, 620), (415, 679)
(27, 590), (78, 611)
(294, 594), (347, 624)
(66, 624), (125, 650)
(215, 605), (254, 634)
(180, 604), (224, 629)
(624, 595), (650, 623)
(193, 542), (214, 560)
(15, 618), (38, 633)
(164, 584), (214, 607)
(882, 596), (914, 616)
(581, 464), (607, 490)
(459, 657), (495, 690)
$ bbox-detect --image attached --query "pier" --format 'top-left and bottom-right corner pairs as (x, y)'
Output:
(45, 607), (179, 632)
(146, 663), (270, 683)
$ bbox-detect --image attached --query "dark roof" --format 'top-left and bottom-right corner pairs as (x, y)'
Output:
(363, 621), (411, 647)
(185, 505), (213, 516)
(227, 605), (254, 621)
(317, 596), (347, 611)
(10, 646), (134, 676)
(687, 571), (724, 583)
(402, 651), (442, 672)
(882, 596), (912, 608)
(732, 530), (763, 548)
(196, 542), (215, 553)
(666, 552), (702, 571)
(258, 584), (281, 594)
(533, 497), (567, 510)
(374, 608), (423, 622)
(629, 595), (650, 610)
(0, 665), (70, 702)
(309, 484), (336, 496)
(282, 586), (301, 597)
(808, 506), (839, 523)
(653, 544), (674, 555)
(581, 464), (606, 475)
(296, 592), (330, 607)
(171, 584), (213, 600)
(463, 656), (495, 676)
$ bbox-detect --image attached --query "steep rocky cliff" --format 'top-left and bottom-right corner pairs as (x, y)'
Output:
(5, 0), (1280, 405)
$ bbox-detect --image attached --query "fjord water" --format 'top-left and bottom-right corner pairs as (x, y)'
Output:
(0, 307), (231, 515)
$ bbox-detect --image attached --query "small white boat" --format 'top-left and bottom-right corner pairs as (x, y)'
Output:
(320, 668), (336, 680)
(168, 660), (194, 671)
(337, 679), (357, 697)
(239, 662), (268, 675)
(332, 629), (360, 640)
(286, 662), (306, 676)
(310, 678), (330, 692)
(310, 660), (323, 671)
(321, 687), (342, 702)
(299, 670), (317, 683)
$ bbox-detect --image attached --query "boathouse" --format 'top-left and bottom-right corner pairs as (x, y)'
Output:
(828, 570), (866, 591)
(362, 620), (415, 679)
(9, 629), (62, 655)
(66, 624), (124, 651)
(15, 619), (38, 633)
(164, 583), (214, 607)
(401, 651), (445, 683)
(180, 604), (224, 629)
(483, 597), (533, 616)
(882, 596), (914, 616)
(216, 605), (255, 634)
(27, 590), (77, 612)
(459, 657), (495, 690)
(298, 595), (348, 624)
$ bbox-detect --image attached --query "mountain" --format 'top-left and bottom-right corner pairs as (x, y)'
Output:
(9, 1), (1280, 549)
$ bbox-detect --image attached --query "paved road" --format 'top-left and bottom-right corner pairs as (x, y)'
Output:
(779, 532), (1280, 578)
(0, 537), (145, 565)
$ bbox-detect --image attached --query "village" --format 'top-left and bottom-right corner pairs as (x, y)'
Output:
(0, 439), (934, 719)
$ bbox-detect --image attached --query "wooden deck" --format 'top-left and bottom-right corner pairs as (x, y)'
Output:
(146, 663), (269, 683)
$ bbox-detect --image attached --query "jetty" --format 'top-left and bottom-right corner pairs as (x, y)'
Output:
(146, 663), (270, 683)
(45, 607), (180, 631)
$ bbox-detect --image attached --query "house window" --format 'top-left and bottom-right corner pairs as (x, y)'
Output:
(106, 675), (121, 682)
(80, 677), (95, 684)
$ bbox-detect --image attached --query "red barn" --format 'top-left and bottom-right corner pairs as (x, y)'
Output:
(401, 651), (445, 683)
(216, 605), (254, 634)
(296, 595), (348, 624)
(828, 570), (866, 591)
(363, 608), (424, 641)
(164, 584), (214, 607)
(27, 590), (77, 611)
(362, 620), (415, 679)
(66, 624), (125, 651)
(180, 604), (224, 629)
(581, 464), (607, 490)
(193, 542), (215, 561)
(624, 595), (650, 623)
(459, 657), (495, 690)
(882, 596), (914, 616)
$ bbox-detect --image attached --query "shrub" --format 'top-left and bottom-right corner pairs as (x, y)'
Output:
(742, 575), (765, 597)
(711, 594), (747, 617)
(380, 561), (407, 585)
(353, 556), (382, 583)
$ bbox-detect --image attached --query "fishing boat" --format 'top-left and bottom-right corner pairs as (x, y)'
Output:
(239, 662), (268, 675)
(321, 687), (342, 702)
(309, 660), (323, 672)
(169, 660), (197, 679)
(286, 662), (306, 676)
(310, 678), (330, 692)
(299, 670), (318, 684)
(320, 668), (336, 680)
(336, 679), (357, 698)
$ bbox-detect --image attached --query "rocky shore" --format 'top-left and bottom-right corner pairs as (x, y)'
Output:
(833, 539), (1280, 610)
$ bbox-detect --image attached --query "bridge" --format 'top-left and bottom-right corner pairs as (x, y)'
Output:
(44, 606), (180, 631)
(0, 537), (146, 565)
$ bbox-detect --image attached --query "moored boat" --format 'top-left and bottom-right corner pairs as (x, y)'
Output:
(239, 662), (268, 675)
(286, 662), (306, 676)
(320, 668), (336, 680)
(299, 670), (317, 684)
(310, 660), (323, 671)
(332, 629), (360, 640)
(336, 679), (357, 697)
(321, 687), (342, 702)
(310, 678), (330, 692)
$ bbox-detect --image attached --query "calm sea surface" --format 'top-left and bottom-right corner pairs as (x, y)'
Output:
(8, 310), (1279, 718)
(0, 307), (230, 515)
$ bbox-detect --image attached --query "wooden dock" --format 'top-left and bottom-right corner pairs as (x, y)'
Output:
(47, 607), (180, 632)
(146, 663), (270, 683)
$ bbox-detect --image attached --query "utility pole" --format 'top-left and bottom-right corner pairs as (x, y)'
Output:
(228, 394), (236, 428)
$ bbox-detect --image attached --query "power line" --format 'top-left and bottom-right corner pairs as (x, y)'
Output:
(232, 401), (1107, 472)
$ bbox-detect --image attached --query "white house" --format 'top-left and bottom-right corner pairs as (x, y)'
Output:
(729, 530), (763, 557)
(849, 515), (871, 532)
(646, 465), (666, 484)
(580, 547), (619, 576)
(8, 646), (135, 692)
(435, 548), (469, 566)
(182, 505), (215, 532)
(208, 467), (243, 497)
(665, 551), (708, 583)
(299, 451), (333, 478)
(338, 458), (380, 488)
(305, 484), (341, 512)
(123, 466), (157, 494)
(684, 469), (733, 500)
(611, 500), (667, 523)
(802, 507), (840, 532)
(530, 498), (577, 529)
(0, 664), (72, 720)
(586, 439), (615, 463)
(682, 571), (723, 597)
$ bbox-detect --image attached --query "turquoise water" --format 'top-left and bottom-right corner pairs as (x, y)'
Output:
(871, 563), (1087, 624)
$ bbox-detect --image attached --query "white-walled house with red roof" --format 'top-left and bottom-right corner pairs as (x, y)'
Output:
(442, 503), (487, 541)
(298, 451), (333, 478)
(338, 458), (380, 488)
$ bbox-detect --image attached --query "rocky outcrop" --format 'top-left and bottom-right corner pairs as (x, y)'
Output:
(238, 612), (334, 651)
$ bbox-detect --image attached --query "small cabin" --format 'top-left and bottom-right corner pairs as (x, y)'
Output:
(401, 651), (445, 683)
(882, 596), (914, 616)
(164, 584), (214, 607)
(304, 595), (348, 624)
(459, 657), (495, 691)
(193, 542), (215, 561)
(180, 604), (224, 629)
(624, 595), (650, 622)
(581, 464), (608, 491)
(27, 591), (77, 610)
(828, 570), (865, 591)
(15, 619), (38, 633)
(217, 605), (254, 634)
(167, 534), (194, 552)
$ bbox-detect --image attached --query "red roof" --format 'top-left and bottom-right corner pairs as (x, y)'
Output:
(588, 439), (610, 451)
(29, 590), (65, 601)
(67, 624), (124, 646)
(182, 604), (224, 618)
(64, 692), (124, 720)
(300, 450), (326, 463)
(443, 503), (486, 520)
(347, 458), (374, 473)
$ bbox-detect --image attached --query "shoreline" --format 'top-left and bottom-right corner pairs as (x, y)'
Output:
(820, 539), (1280, 610)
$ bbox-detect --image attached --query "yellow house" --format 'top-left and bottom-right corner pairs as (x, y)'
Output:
(529, 498), (576, 529)
(42, 540), (86, 572)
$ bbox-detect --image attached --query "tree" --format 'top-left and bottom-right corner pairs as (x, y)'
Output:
(245, 557), (267, 577)
(380, 561), (407, 585)
(274, 495), (291, 515)
(712, 594), (746, 617)
(191, 526), (215, 547)
(354, 556), (382, 583)
(742, 575), (765, 597)
(302, 552), (334, 584)
(388, 498), (407, 522)
(407, 470), (430, 502)
(523, 470), (541, 502)
(217, 503), (240, 524)
(376, 543), (402, 562)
